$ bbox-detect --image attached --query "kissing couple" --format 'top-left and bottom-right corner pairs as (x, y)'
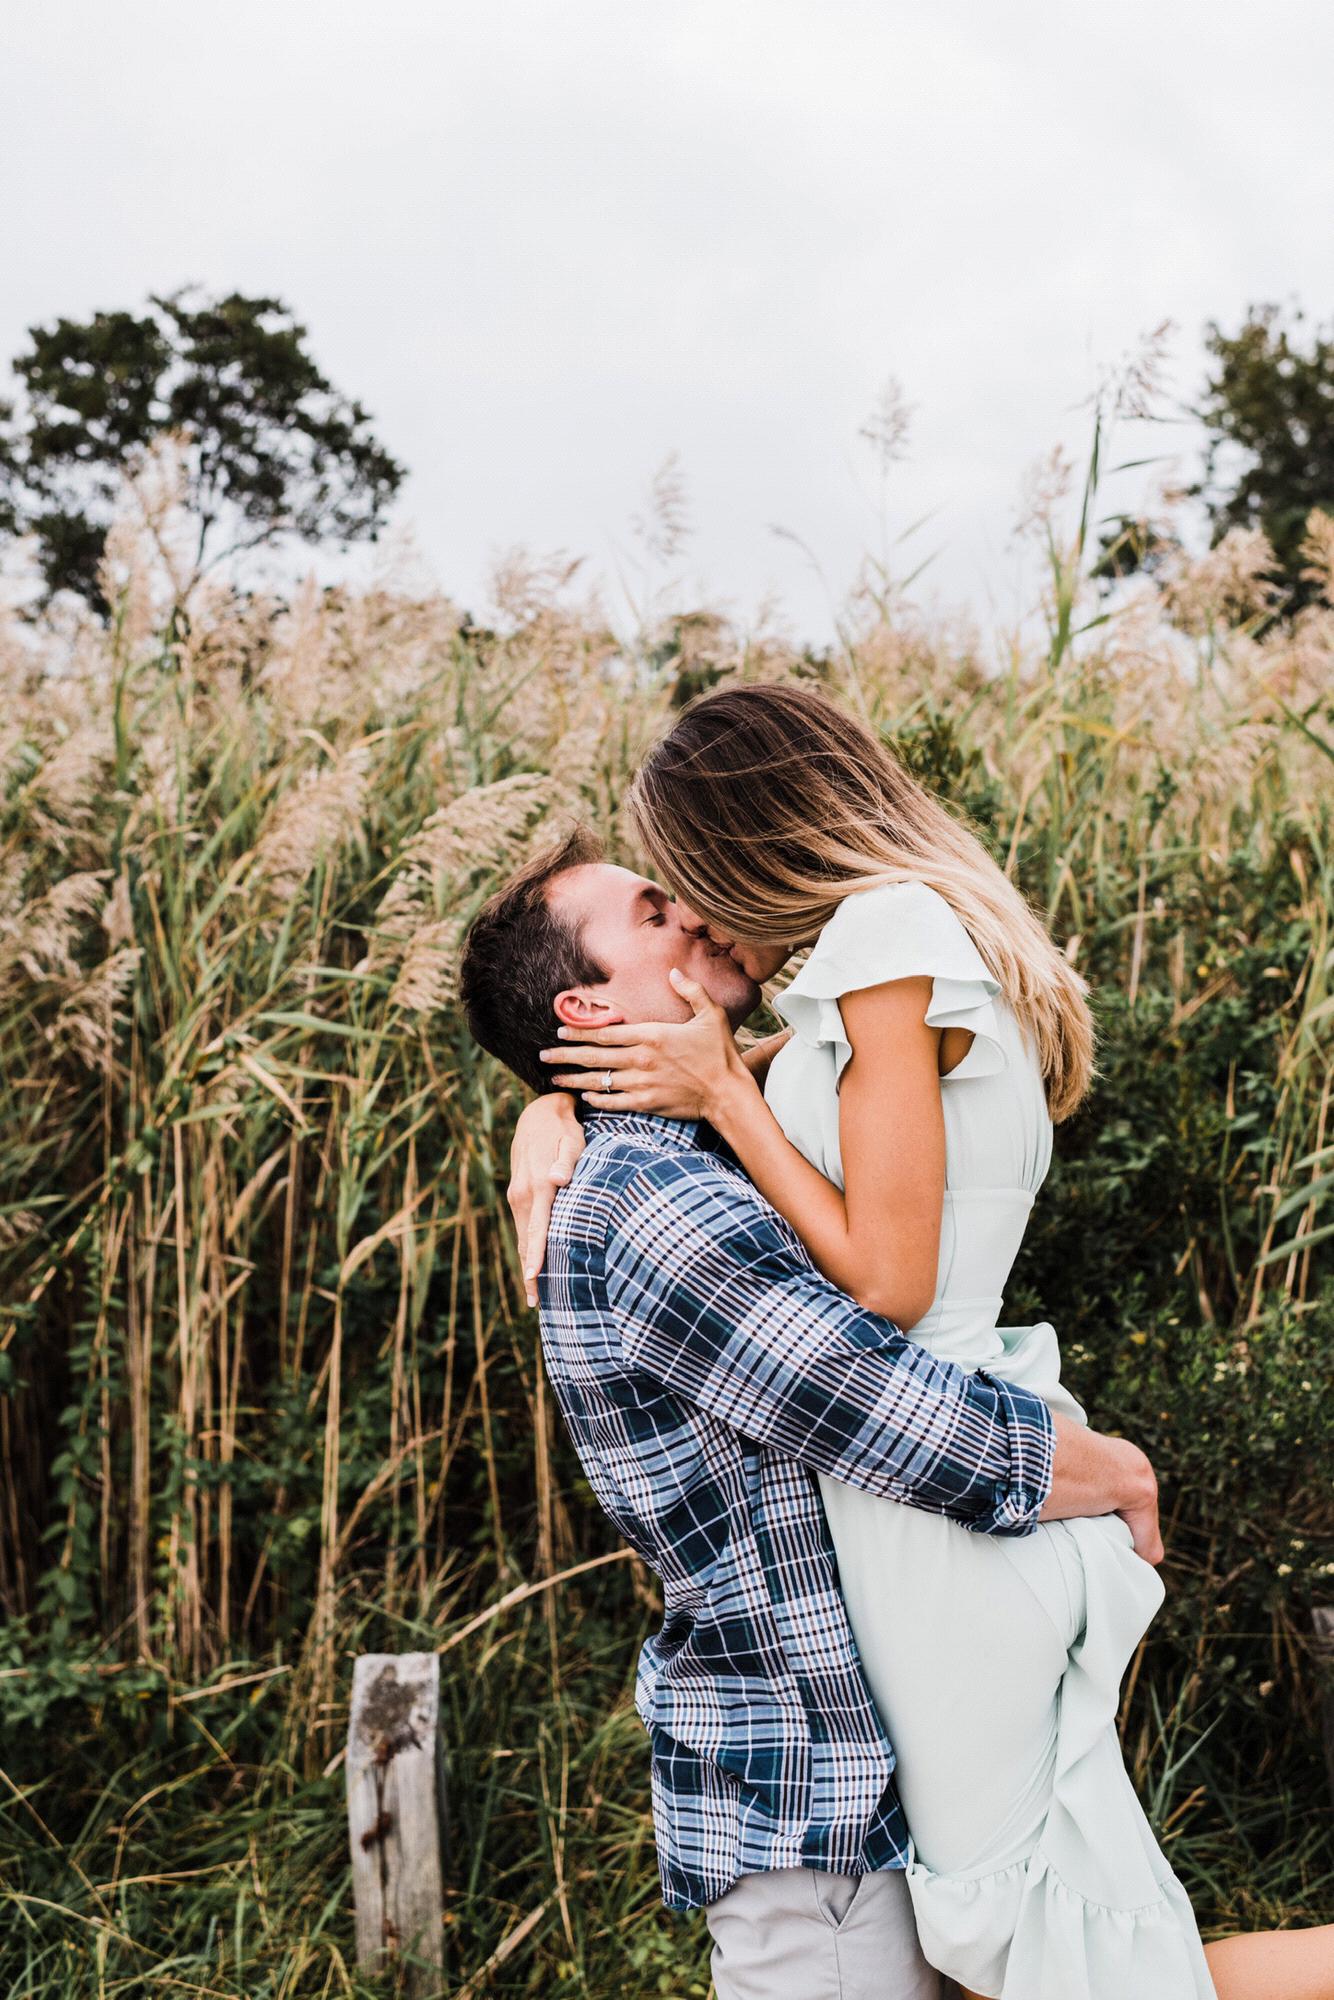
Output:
(460, 682), (1333, 2000)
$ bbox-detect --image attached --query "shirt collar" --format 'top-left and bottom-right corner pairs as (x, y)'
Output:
(581, 1110), (733, 1160)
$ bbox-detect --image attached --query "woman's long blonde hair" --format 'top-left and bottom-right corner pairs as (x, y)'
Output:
(626, 681), (1096, 1123)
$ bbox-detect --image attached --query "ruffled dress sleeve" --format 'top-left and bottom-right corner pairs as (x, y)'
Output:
(771, 880), (1008, 1087)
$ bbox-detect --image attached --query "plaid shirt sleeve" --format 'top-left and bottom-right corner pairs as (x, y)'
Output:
(604, 1149), (1053, 1535)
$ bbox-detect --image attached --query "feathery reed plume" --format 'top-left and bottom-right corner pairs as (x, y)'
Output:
(50, 946), (143, 1070)
(28, 722), (115, 839)
(859, 376), (915, 474)
(97, 433), (197, 642)
(1162, 526), (1282, 635)
(1299, 508), (1334, 604)
(390, 916), (465, 1014)
(0, 1208), (39, 1249)
(631, 452), (692, 563)
(262, 574), (339, 728)
(490, 547), (588, 625)
(1, 871), (109, 985)
(251, 746), (370, 902)
(1013, 444), (1078, 544)
(371, 772), (555, 964)
(1098, 318), (1176, 422)
(101, 873), (134, 951)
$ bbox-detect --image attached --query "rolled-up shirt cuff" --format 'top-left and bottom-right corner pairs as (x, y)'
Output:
(964, 1367), (1055, 1536)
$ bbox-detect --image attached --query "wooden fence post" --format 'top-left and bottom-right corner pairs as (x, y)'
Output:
(1315, 1608), (1334, 1804)
(347, 1652), (448, 1993)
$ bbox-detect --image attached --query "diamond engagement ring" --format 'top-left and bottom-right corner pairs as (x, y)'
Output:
(602, 1069), (614, 1094)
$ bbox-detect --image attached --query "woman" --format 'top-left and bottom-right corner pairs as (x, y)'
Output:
(509, 683), (1334, 2000)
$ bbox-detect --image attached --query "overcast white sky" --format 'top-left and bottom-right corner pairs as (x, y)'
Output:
(5, 2), (1333, 642)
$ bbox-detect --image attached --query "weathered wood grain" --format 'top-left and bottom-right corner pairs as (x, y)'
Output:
(347, 1653), (448, 1992)
(1315, 1607), (1334, 1803)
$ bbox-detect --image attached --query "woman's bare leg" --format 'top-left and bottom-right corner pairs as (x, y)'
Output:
(955, 1929), (1334, 2000)
(949, 1929), (1334, 2000)
(1204, 1927), (1334, 2000)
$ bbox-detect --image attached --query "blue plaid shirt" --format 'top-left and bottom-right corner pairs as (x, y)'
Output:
(538, 1112), (1055, 1912)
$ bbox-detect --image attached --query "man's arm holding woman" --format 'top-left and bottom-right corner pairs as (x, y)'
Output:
(602, 1148), (1161, 1559)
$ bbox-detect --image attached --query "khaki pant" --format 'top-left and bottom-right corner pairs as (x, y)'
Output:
(704, 1865), (948, 2000)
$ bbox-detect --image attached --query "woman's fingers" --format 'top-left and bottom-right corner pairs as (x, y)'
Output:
(667, 966), (713, 1012)
(539, 1044), (642, 1072)
(508, 1091), (587, 1307)
(507, 1178), (538, 1304)
(507, 1190), (530, 1251)
(522, 1180), (558, 1305)
(547, 1021), (660, 1048)
(546, 1068), (649, 1092)
(512, 1140), (585, 1308)
(1121, 1498), (1164, 1567)
(668, 966), (729, 1023)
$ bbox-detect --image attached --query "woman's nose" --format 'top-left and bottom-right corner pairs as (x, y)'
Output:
(675, 897), (733, 948)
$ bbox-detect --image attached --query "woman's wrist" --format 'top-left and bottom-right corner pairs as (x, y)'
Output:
(706, 1059), (764, 1141)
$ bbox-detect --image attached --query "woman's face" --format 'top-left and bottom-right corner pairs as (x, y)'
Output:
(672, 896), (791, 985)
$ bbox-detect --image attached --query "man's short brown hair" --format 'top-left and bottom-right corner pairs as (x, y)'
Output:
(459, 825), (608, 1092)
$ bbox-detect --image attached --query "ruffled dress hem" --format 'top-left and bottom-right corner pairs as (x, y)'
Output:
(905, 1843), (1216, 2000)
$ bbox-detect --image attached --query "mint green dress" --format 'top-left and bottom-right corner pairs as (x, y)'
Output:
(764, 881), (1215, 2000)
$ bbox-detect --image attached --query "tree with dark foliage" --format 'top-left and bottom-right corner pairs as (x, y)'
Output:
(0, 288), (405, 611)
(1191, 301), (1334, 615)
(1096, 303), (1334, 618)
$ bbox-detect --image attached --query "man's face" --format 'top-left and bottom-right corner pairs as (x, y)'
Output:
(546, 863), (763, 1034)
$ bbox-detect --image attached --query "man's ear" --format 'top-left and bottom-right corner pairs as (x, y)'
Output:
(553, 987), (625, 1032)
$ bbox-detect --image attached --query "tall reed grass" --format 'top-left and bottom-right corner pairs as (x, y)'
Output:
(0, 437), (1331, 1995)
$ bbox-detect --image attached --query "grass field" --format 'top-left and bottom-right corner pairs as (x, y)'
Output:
(1, 438), (1332, 1996)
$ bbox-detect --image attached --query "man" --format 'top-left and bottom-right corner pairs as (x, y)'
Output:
(459, 827), (1160, 2000)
